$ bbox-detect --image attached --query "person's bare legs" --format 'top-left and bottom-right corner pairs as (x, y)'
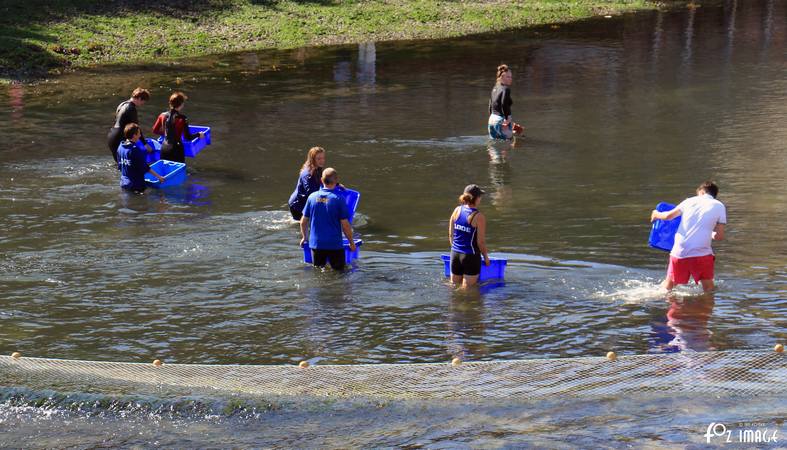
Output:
(661, 276), (675, 291)
(451, 274), (464, 285)
(462, 274), (480, 288)
(700, 279), (715, 293)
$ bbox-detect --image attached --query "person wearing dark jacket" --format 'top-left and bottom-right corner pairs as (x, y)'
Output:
(108, 88), (154, 163)
(288, 146), (326, 221)
(152, 91), (204, 163)
(488, 64), (523, 140)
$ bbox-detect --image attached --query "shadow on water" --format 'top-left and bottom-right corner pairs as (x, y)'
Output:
(0, 0), (786, 445)
(0, 0), (783, 372)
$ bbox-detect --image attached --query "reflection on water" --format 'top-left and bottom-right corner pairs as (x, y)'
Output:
(9, 83), (24, 123)
(651, 293), (716, 353)
(0, 1), (786, 444)
(0, 0), (784, 368)
(487, 140), (514, 209)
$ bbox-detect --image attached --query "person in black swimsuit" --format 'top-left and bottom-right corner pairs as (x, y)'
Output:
(107, 88), (153, 163)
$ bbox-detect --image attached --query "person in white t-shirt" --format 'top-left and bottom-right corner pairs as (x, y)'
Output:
(650, 181), (726, 293)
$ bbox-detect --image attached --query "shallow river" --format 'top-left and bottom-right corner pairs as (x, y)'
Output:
(1, 0), (785, 446)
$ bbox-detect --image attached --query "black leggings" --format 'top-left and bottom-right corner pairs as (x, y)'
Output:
(290, 206), (303, 221)
(161, 140), (185, 163)
(107, 127), (123, 163)
(311, 249), (346, 270)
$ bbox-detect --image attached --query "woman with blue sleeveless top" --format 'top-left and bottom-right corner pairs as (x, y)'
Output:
(449, 184), (491, 287)
(288, 146), (326, 221)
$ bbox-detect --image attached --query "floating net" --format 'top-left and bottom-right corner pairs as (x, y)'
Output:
(1, 349), (785, 401)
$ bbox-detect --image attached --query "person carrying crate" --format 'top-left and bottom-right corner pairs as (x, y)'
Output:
(650, 181), (727, 293)
(299, 168), (356, 271)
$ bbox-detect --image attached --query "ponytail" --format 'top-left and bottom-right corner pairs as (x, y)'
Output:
(459, 193), (475, 205)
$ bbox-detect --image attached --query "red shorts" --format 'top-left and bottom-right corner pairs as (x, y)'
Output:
(667, 255), (715, 284)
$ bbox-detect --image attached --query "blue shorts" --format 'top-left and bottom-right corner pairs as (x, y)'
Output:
(488, 114), (513, 140)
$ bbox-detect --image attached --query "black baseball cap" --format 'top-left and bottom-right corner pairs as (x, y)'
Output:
(464, 184), (486, 197)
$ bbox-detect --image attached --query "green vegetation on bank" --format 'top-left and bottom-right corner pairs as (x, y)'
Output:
(1, 0), (665, 79)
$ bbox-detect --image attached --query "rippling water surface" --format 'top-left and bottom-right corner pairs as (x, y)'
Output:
(1, 1), (785, 446)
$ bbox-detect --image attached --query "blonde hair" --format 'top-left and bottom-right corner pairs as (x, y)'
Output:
(301, 146), (325, 176)
(459, 192), (478, 205)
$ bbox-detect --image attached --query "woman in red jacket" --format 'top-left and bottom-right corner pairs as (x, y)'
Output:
(152, 91), (204, 163)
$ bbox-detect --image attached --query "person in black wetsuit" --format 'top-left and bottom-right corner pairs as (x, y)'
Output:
(487, 64), (524, 140)
(152, 91), (204, 163)
(107, 88), (154, 163)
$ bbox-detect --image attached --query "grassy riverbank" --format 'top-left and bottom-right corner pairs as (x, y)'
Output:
(1, 0), (672, 80)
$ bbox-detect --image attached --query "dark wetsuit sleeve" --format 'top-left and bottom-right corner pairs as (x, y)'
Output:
(181, 117), (199, 140)
(501, 87), (512, 119)
(115, 102), (145, 140)
(489, 85), (512, 118)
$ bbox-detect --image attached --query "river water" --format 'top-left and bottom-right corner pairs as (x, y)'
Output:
(1, 0), (785, 447)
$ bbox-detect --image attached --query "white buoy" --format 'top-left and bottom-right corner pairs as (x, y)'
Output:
(11, 352), (21, 360)
(606, 351), (617, 362)
(152, 359), (163, 367)
(451, 357), (462, 367)
(775, 344), (784, 353)
(299, 361), (310, 368)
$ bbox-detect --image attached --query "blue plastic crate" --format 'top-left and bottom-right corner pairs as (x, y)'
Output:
(441, 254), (507, 281)
(144, 160), (187, 188)
(156, 125), (211, 158)
(303, 239), (363, 264)
(649, 202), (681, 252)
(335, 187), (361, 223)
(184, 125), (210, 157)
(136, 138), (161, 164)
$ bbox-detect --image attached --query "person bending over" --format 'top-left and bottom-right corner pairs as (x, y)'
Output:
(300, 168), (355, 271)
(288, 146), (326, 221)
(651, 181), (726, 293)
(449, 184), (490, 288)
(108, 88), (154, 163)
(117, 123), (164, 194)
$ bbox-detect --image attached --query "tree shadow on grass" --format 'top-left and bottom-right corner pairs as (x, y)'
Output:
(0, 0), (366, 79)
(0, 0), (345, 26)
(0, 0), (244, 79)
(0, 26), (65, 79)
(0, 0), (239, 25)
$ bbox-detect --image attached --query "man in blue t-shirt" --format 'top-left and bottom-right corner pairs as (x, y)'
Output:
(117, 123), (164, 193)
(300, 167), (356, 270)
